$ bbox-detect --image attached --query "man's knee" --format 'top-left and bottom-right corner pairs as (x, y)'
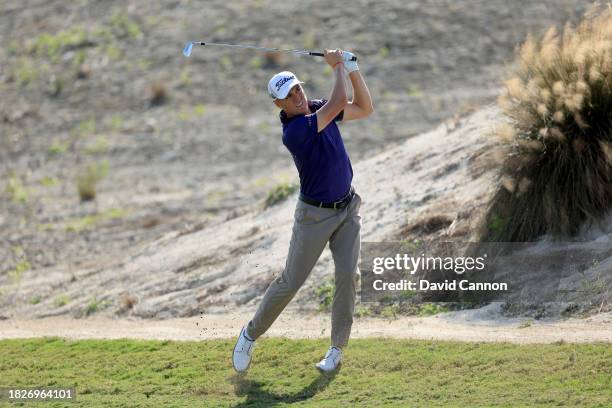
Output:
(275, 271), (304, 294)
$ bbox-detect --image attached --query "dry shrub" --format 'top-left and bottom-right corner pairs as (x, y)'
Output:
(149, 80), (168, 106)
(76, 64), (92, 79)
(76, 161), (108, 202)
(402, 214), (454, 236)
(117, 293), (139, 313)
(482, 5), (612, 241)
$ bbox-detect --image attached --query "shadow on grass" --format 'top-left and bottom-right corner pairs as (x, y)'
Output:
(230, 370), (338, 407)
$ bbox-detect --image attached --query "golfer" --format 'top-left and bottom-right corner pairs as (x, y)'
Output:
(233, 49), (373, 373)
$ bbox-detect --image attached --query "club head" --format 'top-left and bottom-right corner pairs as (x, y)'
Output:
(183, 42), (194, 57)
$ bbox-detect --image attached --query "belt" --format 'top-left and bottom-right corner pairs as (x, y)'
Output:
(299, 187), (355, 210)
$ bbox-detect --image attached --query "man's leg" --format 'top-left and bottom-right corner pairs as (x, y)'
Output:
(247, 201), (340, 339)
(329, 193), (362, 349)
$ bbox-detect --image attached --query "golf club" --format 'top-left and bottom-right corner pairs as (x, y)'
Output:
(182, 41), (358, 61)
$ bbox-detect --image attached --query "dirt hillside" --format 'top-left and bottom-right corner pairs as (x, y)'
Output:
(3, 106), (610, 320)
(2, 1), (608, 322)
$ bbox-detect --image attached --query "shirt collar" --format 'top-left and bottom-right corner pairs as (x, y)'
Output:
(279, 100), (316, 125)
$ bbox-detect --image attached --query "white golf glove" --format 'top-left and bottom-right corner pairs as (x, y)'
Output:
(342, 51), (359, 74)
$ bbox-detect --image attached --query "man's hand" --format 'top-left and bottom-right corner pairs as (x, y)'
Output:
(342, 51), (359, 74)
(324, 49), (344, 69)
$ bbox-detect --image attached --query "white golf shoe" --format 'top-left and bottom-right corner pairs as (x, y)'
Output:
(232, 326), (255, 373)
(316, 346), (342, 372)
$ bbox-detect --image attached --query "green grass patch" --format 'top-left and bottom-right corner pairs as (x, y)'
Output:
(107, 115), (124, 133)
(407, 84), (423, 97)
(49, 139), (69, 155)
(193, 104), (206, 116)
(54, 294), (70, 308)
(28, 296), (41, 305)
(65, 208), (126, 232)
(4, 174), (28, 203)
(40, 176), (59, 187)
(84, 136), (109, 155)
(109, 12), (143, 40)
(73, 118), (97, 139)
(76, 160), (109, 202)
(0, 338), (609, 407)
(417, 303), (450, 316)
(7, 246), (30, 284)
(84, 297), (111, 316)
(28, 27), (87, 60)
(8, 260), (30, 283)
(315, 281), (334, 312)
(264, 183), (298, 208)
(13, 57), (50, 87)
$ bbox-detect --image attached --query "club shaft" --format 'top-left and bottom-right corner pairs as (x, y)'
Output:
(192, 42), (355, 60)
(196, 42), (312, 55)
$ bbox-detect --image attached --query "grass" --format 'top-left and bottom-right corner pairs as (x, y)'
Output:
(28, 27), (87, 61)
(13, 57), (50, 87)
(48, 139), (69, 155)
(0, 338), (609, 407)
(73, 118), (96, 138)
(315, 281), (334, 312)
(54, 294), (70, 308)
(84, 136), (109, 155)
(7, 246), (30, 284)
(65, 208), (126, 232)
(264, 183), (298, 208)
(7, 13), (143, 90)
(107, 115), (124, 132)
(76, 161), (109, 201)
(84, 298), (110, 316)
(28, 296), (41, 305)
(8, 260), (30, 284)
(108, 12), (142, 40)
(5, 174), (28, 203)
(417, 303), (449, 316)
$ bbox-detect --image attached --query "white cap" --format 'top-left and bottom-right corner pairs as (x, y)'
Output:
(267, 71), (304, 100)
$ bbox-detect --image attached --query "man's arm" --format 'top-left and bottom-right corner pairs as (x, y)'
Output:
(316, 50), (348, 132)
(343, 69), (374, 121)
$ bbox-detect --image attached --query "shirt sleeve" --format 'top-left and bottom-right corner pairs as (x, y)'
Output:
(282, 113), (319, 154)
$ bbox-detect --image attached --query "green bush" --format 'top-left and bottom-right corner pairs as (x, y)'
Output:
(482, 6), (612, 241)
(315, 281), (334, 312)
(76, 161), (109, 201)
(54, 294), (70, 307)
(264, 182), (298, 208)
(85, 297), (110, 316)
(29, 28), (87, 60)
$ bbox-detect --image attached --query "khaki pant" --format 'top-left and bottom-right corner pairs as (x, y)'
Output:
(247, 192), (362, 348)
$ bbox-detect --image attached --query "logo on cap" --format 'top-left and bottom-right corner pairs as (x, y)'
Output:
(275, 75), (295, 91)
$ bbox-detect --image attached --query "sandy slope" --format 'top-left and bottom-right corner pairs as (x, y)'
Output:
(2, 0), (592, 300)
(2, 107), (500, 318)
(3, 106), (611, 321)
(1, 107), (610, 343)
(1, 305), (610, 344)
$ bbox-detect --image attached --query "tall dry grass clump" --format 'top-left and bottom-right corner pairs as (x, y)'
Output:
(482, 6), (612, 242)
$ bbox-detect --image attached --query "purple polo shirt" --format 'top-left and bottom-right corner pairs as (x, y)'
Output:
(280, 99), (352, 202)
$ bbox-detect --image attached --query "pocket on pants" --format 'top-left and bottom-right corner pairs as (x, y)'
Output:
(294, 204), (335, 225)
(349, 193), (362, 216)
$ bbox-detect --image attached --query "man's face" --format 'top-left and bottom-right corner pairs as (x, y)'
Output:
(274, 84), (309, 117)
